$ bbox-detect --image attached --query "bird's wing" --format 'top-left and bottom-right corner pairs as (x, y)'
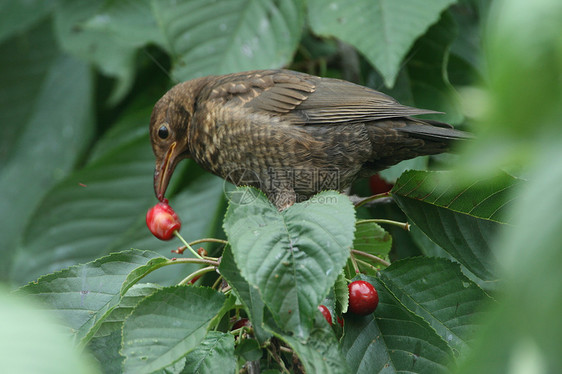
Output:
(282, 78), (440, 124)
(206, 70), (314, 109)
(206, 70), (439, 125)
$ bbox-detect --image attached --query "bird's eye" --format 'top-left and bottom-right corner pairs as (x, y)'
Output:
(158, 124), (170, 139)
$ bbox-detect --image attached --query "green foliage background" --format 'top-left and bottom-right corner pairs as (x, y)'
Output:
(1, 0), (562, 373)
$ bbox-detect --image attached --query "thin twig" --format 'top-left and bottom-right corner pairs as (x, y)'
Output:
(279, 346), (293, 354)
(266, 346), (290, 374)
(178, 266), (215, 286)
(354, 258), (380, 273)
(166, 257), (220, 267)
(211, 275), (223, 290)
(356, 218), (410, 231)
(350, 254), (360, 274)
(189, 238), (229, 246)
(354, 192), (392, 208)
(351, 249), (391, 267)
(174, 231), (204, 259)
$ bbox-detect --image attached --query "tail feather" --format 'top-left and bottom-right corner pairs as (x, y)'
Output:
(397, 122), (473, 142)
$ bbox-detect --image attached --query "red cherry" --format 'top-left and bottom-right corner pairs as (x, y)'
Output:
(146, 199), (181, 240)
(348, 280), (379, 315)
(318, 305), (332, 324)
(232, 318), (250, 330)
(337, 316), (344, 328)
(368, 174), (393, 195)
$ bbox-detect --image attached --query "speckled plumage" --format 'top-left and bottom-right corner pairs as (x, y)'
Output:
(150, 69), (469, 209)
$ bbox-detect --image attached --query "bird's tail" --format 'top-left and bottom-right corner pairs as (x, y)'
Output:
(361, 118), (472, 173)
(397, 119), (473, 142)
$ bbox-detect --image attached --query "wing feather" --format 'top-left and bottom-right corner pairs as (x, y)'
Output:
(244, 71), (439, 124)
(207, 69), (440, 125)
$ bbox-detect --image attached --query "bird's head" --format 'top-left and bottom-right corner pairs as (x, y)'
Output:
(149, 78), (207, 201)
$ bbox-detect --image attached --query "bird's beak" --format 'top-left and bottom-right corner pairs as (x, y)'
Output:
(154, 141), (181, 201)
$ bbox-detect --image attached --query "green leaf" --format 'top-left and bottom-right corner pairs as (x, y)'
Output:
(182, 331), (236, 374)
(308, 0), (456, 87)
(82, 0), (166, 49)
(54, 0), (137, 102)
(380, 157), (428, 183)
(0, 0), (58, 43)
(16, 249), (166, 346)
(455, 0), (562, 368)
(458, 145), (562, 372)
(87, 105), (154, 163)
(404, 12), (463, 124)
(163, 360), (187, 374)
(91, 286), (175, 374)
(152, 0), (304, 81)
(353, 221), (392, 258)
(0, 289), (101, 374)
(410, 225), (497, 291)
(380, 257), (493, 357)
(334, 272), (349, 314)
(218, 246), (272, 343)
(223, 188), (355, 340)
(88, 330), (123, 374)
(0, 20), (57, 166)
(94, 283), (161, 338)
(454, 0), (562, 178)
(342, 275), (455, 373)
(234, 338), (262, 362)
(484, 0), (562, 139)
(348, 221), (392, 277)
(391, 170), (522, 280)
(10, 136), (156, 284)
(121, 286), (226, 374)
(0, 20), (94, 280)
(448, 3), (486, 85)
(273, 315), (349, 374)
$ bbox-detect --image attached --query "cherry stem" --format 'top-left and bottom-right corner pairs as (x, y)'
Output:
(266, 346), (290, 374)
(166, 257), (220, 267)
(174, 231), (204, 259)
(356, 218), (410, 231)
(355, 258), (383, 273)
(178, 266), (215, 286)
(279, 346), (293, 353)
(350, 253), (360, 274)
(229, 325), (251, 336)
(354, 192), (391, 208)
(188, 238), (229, 246)
(351, 249), (391, 267)
(211, 275), (223, 290)
(125, 257), (219, 288)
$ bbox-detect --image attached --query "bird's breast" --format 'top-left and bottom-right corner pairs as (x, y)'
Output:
(189, 106), (372, 195)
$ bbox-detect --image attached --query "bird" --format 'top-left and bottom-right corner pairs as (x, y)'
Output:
(149, 69), (470, 210)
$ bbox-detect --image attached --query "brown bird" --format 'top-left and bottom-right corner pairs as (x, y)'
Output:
(150, 69), (469, 209)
